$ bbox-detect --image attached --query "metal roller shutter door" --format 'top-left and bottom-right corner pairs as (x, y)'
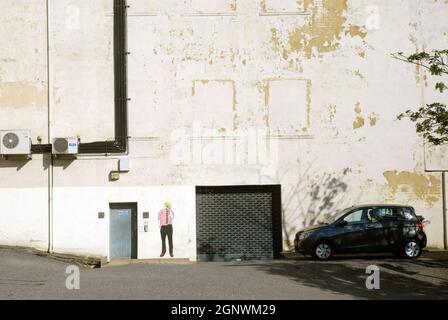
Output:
(196, 185), (282, 261)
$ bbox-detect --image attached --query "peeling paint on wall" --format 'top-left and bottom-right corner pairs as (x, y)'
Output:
(353, 102), (364, 129)
(0, 81), (47, 108)
(353, 117), (364, 129)
(345, 25), (367, 38)
(328, 105), (337, 125)
(354, 102), (361, 114)
(229, 1), (237, 12)
(369, 113), (377, 127)
(260, 0), (267, 12)
(270, 0), (367, 59)
(306, 80), (312, 128)
(383, 170), (441, 206)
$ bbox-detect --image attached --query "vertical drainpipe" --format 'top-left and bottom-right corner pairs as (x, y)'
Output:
(415, 3), (448, 250)
(443, 172), (447, 250)
(418, 5), (447, 250)
(46, 0), (54, 253)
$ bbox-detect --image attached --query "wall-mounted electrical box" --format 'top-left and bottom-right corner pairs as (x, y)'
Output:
(119, 157), (130, 172)
(109, 171), (120, 181)
(144, 221), (149, 232)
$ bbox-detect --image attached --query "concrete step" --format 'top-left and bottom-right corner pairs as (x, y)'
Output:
(35, 251), (105, 268)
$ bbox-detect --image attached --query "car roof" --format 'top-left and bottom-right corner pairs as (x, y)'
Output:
(347, 204), (414, 210)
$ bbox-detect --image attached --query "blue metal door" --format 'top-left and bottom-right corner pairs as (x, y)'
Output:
(110, 208), (132, 259)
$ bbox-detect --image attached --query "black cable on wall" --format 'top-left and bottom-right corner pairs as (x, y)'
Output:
(31, 0), (129, 155)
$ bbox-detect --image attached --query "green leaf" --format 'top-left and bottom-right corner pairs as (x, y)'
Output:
(394, 49), (448, 145)
(435, 82), (447, 93)
(430, 64), (443, 76)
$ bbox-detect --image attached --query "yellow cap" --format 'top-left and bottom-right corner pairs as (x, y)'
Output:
(164, 201), (172, 207)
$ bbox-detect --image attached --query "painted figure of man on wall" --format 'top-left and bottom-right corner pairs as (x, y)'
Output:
(158, 201), (174, 257)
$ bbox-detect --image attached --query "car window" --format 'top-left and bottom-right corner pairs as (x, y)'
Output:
(343, 209), (371, 225)
(328, 207), (353, 223)
(396, 207), (416, 221)
(374, 207), (395, 220)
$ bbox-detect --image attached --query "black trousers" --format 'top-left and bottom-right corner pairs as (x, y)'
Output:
(160, 224), (173, 254)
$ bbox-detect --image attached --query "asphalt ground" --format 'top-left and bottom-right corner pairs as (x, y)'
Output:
(0, 247), (447, 299)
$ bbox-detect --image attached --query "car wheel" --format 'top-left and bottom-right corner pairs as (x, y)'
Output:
(313, 242), (334, 261)
(402, 240), (422, 259)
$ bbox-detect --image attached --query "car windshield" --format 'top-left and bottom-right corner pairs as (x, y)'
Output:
(327, 207), (353, 223)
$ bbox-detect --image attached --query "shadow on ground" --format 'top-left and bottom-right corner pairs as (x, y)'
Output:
(225, 253), (448, 299)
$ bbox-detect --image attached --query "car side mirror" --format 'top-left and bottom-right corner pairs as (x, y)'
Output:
(336, 220), (348, 227)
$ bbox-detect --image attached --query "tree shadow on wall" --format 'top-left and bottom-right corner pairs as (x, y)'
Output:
(261, 159), (363, 245)
(300, 171), (350, 227)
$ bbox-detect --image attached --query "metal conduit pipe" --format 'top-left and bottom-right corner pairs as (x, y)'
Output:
(32, 0), (129, 155)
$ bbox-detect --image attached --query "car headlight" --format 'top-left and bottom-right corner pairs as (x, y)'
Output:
(298, 231), (314, 240)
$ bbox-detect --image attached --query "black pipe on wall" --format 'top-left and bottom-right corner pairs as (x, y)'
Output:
(31, 0), (129, 155)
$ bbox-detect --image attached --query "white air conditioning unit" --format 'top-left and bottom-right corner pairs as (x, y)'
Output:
(0, 130), (31, 155)
(52, 137), (78, 155)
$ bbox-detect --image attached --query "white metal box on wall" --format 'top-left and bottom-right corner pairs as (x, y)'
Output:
(52, 137), (79, 155)
(0, 130), (31, 155)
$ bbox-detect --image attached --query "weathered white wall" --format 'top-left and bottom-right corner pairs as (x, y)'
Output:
(1, 0), (448, 255)
(0, 187), (48, 250)
(53, 186), (196, 260)
(49, 0), (114, 141)
(0, 156), (48, 250)
(0, 0), (49, 141)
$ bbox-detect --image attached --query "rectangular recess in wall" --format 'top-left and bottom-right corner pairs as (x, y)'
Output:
(183, 0), (237, 15)
(425, 144), (448, 172)
(126, 0), (237, 16)
(264, 79), (311, 133)
(192, 80), (236, 130)
(260, 0), (309, 16)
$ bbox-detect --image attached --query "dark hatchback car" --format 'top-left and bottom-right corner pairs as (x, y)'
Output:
(294, 204), (427, 260)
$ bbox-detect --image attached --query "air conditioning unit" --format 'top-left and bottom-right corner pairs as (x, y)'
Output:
(52, 137), (78, 155)
(0, 130), (31, 155)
